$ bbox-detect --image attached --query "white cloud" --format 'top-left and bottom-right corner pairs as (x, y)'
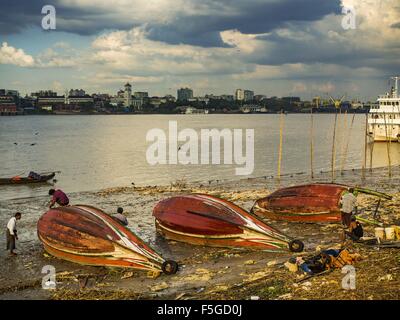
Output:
(0, 42), (35, 67)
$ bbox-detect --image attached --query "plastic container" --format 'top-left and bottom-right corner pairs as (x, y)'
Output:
(394, 226), (400, 240)
(375, 227), (385, 240)
(385, 227), (395, 240)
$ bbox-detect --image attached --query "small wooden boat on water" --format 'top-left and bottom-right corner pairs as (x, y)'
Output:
(37, 205), (178, 274)
(251, 183), (392, 223)
(153, 194), (304, 252)
(0, 172), (55, 185)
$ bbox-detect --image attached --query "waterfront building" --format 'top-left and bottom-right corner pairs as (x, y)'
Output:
(244, 90), (254, 102)
(31, 90), (57, 97)
(177, 88), (193, 101)
(235, 89), (244, 101)
(123, 83), (132, 107)
(134, 91), (148, 99)
(68, 89), (86, 97)
(240, 105), (267, 113)
(65, 95), (94, 105)
(185, 106), (209, 114)
(0, 95), (17, 115)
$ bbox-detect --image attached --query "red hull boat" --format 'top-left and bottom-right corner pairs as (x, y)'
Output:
(251, 183), (392, 223)
(37, 205), (177, 274)
(153, 194), (304, 252)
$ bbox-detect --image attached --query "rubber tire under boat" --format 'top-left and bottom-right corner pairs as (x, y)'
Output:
(289, 240), (304, 253)
(162, 260), (179, 275)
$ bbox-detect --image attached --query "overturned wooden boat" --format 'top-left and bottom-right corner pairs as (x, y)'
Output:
(251, 183), (392, 223)
(37, 205), (178, 274)
(153, 194), (304, 252)
(0, 172), (55, 185)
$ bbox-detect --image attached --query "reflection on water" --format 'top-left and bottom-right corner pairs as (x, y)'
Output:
(0, 114), (398, 201)
(367, 141), (400, 168)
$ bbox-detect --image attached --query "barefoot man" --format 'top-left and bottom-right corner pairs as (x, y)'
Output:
(6, 212), (22, 256)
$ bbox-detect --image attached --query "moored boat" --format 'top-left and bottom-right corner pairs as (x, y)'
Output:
(251, 183), (392, 223)
(153, 194), (304, 252)
(0, 172), (55, 185)
(37, 205), (178, 274)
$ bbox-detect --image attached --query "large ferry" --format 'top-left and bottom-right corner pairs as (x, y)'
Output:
(368, 76), (400, 142)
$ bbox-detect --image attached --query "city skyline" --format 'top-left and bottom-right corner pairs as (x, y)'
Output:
(0, 0), (399, 100)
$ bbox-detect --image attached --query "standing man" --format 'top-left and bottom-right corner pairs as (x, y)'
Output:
(340, 188), (357, 240)
(6, 212), (21, 256)
(48, 189), (69, 208)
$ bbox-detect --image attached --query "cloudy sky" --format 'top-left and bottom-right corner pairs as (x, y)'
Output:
(0, 0), (399, 100)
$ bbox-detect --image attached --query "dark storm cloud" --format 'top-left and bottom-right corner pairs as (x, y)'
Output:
(0, 0), (341, 46)
(0, 1), (45, 34)
(146, 0), (341, 47)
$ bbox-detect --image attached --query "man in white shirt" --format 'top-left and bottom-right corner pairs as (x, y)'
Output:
(339, 188), (357, 241)
(6, 212), (22, 256)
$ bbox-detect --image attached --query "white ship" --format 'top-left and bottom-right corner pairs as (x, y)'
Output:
(368, 76), (400, 142)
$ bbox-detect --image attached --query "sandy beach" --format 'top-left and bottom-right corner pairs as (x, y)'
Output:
(1, 166), (399, 300)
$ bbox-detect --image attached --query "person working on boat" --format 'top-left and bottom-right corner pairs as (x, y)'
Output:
(48, 189), (69, 208)
(339, 188), (357, 240)
(6, 212), (22, 256)
(112, 207), (128, 226)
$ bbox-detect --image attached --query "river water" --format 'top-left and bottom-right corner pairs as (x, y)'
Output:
(0, 114), (399, 201)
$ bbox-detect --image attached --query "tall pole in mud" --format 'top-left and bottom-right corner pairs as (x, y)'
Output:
(339, 110), (348, 175)
(277, 110), (284, 184)
(331, 110), (338, 182)
(340, 112), (355, 174)
(362, 113), (368, 180)
(310, 107), (314, 179)
(383, 112), (392, 177)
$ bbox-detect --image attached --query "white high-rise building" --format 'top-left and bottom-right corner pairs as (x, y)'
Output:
(124, 83), (132, 107)
(235, 89), (245, 101)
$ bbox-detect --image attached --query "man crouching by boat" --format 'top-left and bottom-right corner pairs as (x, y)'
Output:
(6, 212), (21, 256)
(112, 207), (129, 226)
(340, 188), (357, 241)
(48, 189), (69, 208)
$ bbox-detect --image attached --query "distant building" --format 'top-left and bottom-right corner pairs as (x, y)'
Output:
(65, 95), (94, 105)
(0, 89), (19, 97)
(282, 96), (301, 103)
(235, 89), (245, 101)
(185, 107), (209, 114)
(177, 88), (193, 101)
(31, 90), (57, 97)
(68, 89), (86, 97)
(244, 90), (254, 102)
(123, 83), (132, 107)
(254, 95), (267, 102)
(221, 94), (234, 101)
(134, 91), (148, 99)
(312, 96), (321, 107)
(240, 105), (267, 113)
(0, 95), (17, 115)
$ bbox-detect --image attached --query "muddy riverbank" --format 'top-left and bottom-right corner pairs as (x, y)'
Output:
(1, 166), (399, 300)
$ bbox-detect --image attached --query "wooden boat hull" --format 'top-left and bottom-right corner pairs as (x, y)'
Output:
(153, 194), (304, 252)
(37, 205), (176, 273)
(252, 184), (349, 223)
(0, 173), (55, 185)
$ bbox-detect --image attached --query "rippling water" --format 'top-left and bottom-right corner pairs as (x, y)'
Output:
(1, 114), (399, 201)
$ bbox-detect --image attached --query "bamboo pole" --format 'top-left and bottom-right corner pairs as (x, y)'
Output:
(369, 122), (375, 172)
(277, 110), (284, 183)
(310, 107), (314, 179)
(383, 112), (392, 177)
(339, 110), (348, 174)
(340, 112), (355, 174)
(362, 113), (368, 180)
(331, 110), (338, 182)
